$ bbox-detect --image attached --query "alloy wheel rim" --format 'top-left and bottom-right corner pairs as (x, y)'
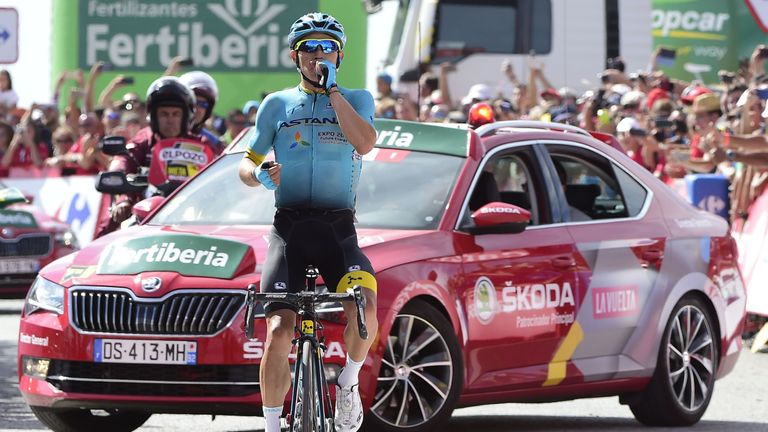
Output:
(371, 314), (453, 428)
(666, 304), (715, 412)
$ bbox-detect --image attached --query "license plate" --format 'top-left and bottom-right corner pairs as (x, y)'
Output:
(0, 258), (39, 274)
(94, 339), (197, 365)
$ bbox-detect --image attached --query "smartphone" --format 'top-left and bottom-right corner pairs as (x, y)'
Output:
(120, 76), (135, 85)
(759, 47), (768, 59)
(718, 71), (735, 84)
(179, 58), (195, 67)
(657, 47), (676, 67)
(629, 128), (647, 137)
(654, 117), (674, 128)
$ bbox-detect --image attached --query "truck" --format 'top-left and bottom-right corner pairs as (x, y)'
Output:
(366, 0), (653, 102)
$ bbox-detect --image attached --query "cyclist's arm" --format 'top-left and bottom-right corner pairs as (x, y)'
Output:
(329, 89), (376, 155)
(239, 99), (275, 187)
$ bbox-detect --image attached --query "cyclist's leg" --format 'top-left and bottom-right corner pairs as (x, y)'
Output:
(259, 217), (305, 429)
(316, 213), (379, 359)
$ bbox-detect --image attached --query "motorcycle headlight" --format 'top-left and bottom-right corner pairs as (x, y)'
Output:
(24, 276), (64, 315)
(54, 230), (80, 249)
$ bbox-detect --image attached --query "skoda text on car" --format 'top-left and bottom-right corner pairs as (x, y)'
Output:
(0, 185), (79, 298)
(17, 120), (746, 432)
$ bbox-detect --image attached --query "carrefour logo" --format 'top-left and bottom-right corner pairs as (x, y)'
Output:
(81, 0), (316, 70)
(97, 234), (250, 279)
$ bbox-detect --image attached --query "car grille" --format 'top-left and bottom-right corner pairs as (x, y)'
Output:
(0, 234), (52, 257)
(70, 288), (245, 336)
(43, 359), (259, 397)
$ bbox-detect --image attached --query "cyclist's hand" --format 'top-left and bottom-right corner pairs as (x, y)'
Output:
(316, 60), (337, 91)
(255, 162), (281, 190)
(110, 201), (132, 222)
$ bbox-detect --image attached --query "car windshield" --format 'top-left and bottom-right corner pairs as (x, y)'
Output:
(149, 150), (464, 230)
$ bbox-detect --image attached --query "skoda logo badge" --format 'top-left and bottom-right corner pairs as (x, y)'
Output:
(141, 277), (162, 293)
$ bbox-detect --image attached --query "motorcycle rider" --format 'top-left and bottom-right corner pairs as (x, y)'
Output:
(93, 76), (203, 238)
(179, 71), (224, 154)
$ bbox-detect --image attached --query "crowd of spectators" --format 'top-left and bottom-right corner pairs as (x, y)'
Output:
(2, 45), (767, 226)
(0, 57), (262, 179)
(374, 45), (768, 225)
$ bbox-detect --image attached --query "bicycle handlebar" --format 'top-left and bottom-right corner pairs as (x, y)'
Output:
(245, 284), (368, 340)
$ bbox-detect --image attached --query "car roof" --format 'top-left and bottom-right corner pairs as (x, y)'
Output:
(225, 120), (623, 160)
(474, 120), (625, 155)
(225, 120), (475, 158)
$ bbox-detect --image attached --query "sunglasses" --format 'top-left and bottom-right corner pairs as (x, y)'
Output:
(197, 100), (211, 110)
(294, 39), (341, 54)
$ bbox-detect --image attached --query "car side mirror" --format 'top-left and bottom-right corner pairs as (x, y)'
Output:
(132, 196), (164, 222)
(95, 171), (147, 194)
(463, 202), (531, 235)
(99, 135), (127, 156)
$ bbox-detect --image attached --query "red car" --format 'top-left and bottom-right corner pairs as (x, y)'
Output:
(18, 120), (746, 432)
(1, 185), (79, 298)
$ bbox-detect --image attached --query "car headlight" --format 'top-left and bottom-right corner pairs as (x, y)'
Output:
(54, 230), (80, 249)
(24, 276), (64, 315)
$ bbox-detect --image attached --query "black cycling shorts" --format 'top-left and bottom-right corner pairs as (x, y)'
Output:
(260, 208), (376, 315)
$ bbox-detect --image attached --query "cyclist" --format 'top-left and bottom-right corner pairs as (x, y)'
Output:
(94, 76), (202, 238)
(238, 12), (378, 432)
(179, 71), (224, 154)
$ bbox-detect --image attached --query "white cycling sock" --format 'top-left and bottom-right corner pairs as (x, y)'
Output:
(337, 354), (364, 388)
(263, 405), (282, 432)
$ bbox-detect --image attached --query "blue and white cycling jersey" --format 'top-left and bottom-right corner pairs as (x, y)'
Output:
(244, 85), (375, 210)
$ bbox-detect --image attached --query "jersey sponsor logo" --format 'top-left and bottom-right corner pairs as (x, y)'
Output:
(288, 103), (305, 115)
(376, 125), (413, 148)
(289, 131), (310, 149)
(318, 130), (347, 145)
(592, 286), (638, 319)
(158, 147), (209, 164)
(473, 277), (497, 324)
(278, 117), (338, 130)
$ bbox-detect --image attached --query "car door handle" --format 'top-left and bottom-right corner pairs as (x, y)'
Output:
(642, 249), (663, 262)
(552, 256), (576, 269)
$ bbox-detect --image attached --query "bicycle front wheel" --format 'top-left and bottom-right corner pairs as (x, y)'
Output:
(297, 339), (318, 432)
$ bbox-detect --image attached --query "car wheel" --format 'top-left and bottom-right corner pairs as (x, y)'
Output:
(628, 295), (717, 426)
(365, 300), (463, 432)
(29, 407), (151, 432)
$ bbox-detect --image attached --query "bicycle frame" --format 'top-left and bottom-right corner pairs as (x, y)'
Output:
(244, 265), (367, 432)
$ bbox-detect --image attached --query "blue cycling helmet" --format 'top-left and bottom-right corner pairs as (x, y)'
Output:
(288, 12), (346, 49)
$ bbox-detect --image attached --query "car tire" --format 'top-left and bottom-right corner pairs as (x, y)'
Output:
(628, 295), (718, 426)
(365, 299), (463, 432)
(29, 407), (151, 432)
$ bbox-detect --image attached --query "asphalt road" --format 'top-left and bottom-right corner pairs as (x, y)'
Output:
(1, 299), (766, 432)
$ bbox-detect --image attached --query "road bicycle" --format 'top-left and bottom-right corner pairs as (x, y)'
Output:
(244, 266), (368, 432)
